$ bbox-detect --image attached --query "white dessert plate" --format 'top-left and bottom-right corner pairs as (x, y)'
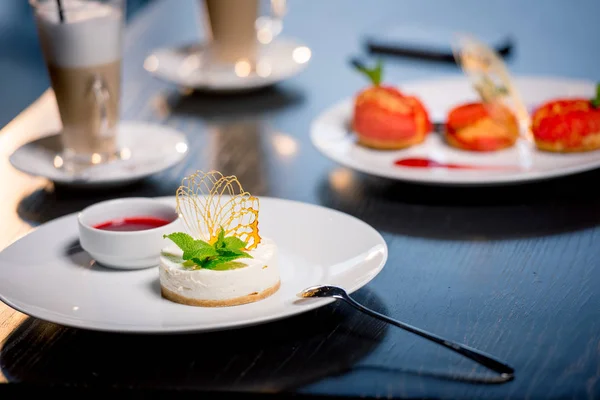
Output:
(144, 37), (311, 92)
(311, 76), (600, 186)
(9, 121), (189, 188)
(0, 197), (387, 333)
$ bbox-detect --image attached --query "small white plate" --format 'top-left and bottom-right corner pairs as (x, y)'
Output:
(144, 37), (311, 92)
(9, 121), (189, 188)
(311, 76), (600, 186)
(0, 197), (387, 333)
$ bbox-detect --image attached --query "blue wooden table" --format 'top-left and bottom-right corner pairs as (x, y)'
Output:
(0, 0), (599, 398)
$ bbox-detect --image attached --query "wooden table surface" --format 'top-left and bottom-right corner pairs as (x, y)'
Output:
(1, 0), (599, 398)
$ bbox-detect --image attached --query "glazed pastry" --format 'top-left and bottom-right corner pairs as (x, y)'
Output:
(445, 102), (520, 152)
(531, 86), (600, 152)
(450, 34), (531, 150)
(351, 60), (432, 150)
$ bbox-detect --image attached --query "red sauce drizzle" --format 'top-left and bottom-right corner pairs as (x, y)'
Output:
(93, 217), (171, 231)
(394, 157), (516, 171)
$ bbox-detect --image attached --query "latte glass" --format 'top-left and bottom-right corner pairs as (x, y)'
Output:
(199, 0), (286, 69)
(30, 0), (125, 166)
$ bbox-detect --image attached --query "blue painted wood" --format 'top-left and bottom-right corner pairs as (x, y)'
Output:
(1, 0), (600, 398)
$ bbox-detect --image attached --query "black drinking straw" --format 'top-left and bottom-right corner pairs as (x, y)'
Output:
(56, 0), (65, 23)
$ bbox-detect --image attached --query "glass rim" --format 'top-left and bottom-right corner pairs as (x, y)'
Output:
(29, 0), (124, 12)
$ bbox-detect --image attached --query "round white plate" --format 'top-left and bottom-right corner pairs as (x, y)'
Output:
(311, 76), (600, 185)
(0, 197), (387, 333)
(9, 121), (189, 188)
(144, 37), (311, 92)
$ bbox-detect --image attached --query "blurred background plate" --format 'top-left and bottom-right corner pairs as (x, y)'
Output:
(311, 75), (599, 186)
(144, 37), (311, 93)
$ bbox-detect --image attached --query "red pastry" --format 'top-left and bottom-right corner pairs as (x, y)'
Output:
(445, 102), (520, 152)
(531, 86), (600, 152)
(351, 60), (432, 150)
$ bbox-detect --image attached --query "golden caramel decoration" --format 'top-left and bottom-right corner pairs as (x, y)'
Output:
(452, 33), (532, 142)
(175, 170), (261, 250)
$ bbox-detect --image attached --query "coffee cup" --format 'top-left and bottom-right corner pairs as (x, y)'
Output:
(30, 0), (124, 166)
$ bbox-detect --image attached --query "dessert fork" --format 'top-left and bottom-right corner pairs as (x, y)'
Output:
(298, 285), (514, 380)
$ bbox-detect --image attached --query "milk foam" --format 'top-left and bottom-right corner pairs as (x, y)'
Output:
(34, 0), (123, 68)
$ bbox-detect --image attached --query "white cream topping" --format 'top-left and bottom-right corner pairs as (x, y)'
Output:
(159, 238), (279, 301)
(34, 0), (123, 67)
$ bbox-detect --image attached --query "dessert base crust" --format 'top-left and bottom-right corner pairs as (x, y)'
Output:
(534, 135), (600, 153)
(445, 131), (516, 152)
(357, 131), (427, 150)
(161, 280), (281, 307)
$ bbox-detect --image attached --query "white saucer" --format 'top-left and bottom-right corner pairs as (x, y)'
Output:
(0, 196), (386, 333)
(9, 121), (189, 188)
(311, 76), (600, 186)
(144, 37), (311, 92)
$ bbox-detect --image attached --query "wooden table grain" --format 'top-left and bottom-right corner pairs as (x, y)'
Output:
(1, 0), (600, 398)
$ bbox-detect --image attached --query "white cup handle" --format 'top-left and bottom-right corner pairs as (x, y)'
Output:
(256, 0), (286, 41)
(270, 0), (286, 19)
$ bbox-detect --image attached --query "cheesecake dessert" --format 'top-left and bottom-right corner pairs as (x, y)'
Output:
(351, 60), (432, 150)
(531, 86), (600, 152)
(160, 238), (280, 307)
(160, 170), (280, 307)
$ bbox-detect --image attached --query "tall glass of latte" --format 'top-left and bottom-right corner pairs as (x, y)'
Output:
(30, 0), (124, 166)
(200, 0), (259, 65)
(199, 0), (286, 69)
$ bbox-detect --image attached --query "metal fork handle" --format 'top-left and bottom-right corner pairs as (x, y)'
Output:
(337, 293), (514, 380)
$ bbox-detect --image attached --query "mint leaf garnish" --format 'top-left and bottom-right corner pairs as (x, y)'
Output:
(218, 249), (252, 259)
(591, 82), (600, 108)
(163, 232), (217, 261)
(351, 58), (383, 86)
(163, 228), (253, 270)
(186, 245), (218, 261)
(163, 232), (195, 252)
(214, 227), (226, 249)
(223, 236), (247, 251)
(161, 251), (196, 268)
(201, 253), (251, 270)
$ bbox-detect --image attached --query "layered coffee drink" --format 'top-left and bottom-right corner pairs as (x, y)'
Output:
(201, 0), (259, 65)
(32, 0), (123, 164)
